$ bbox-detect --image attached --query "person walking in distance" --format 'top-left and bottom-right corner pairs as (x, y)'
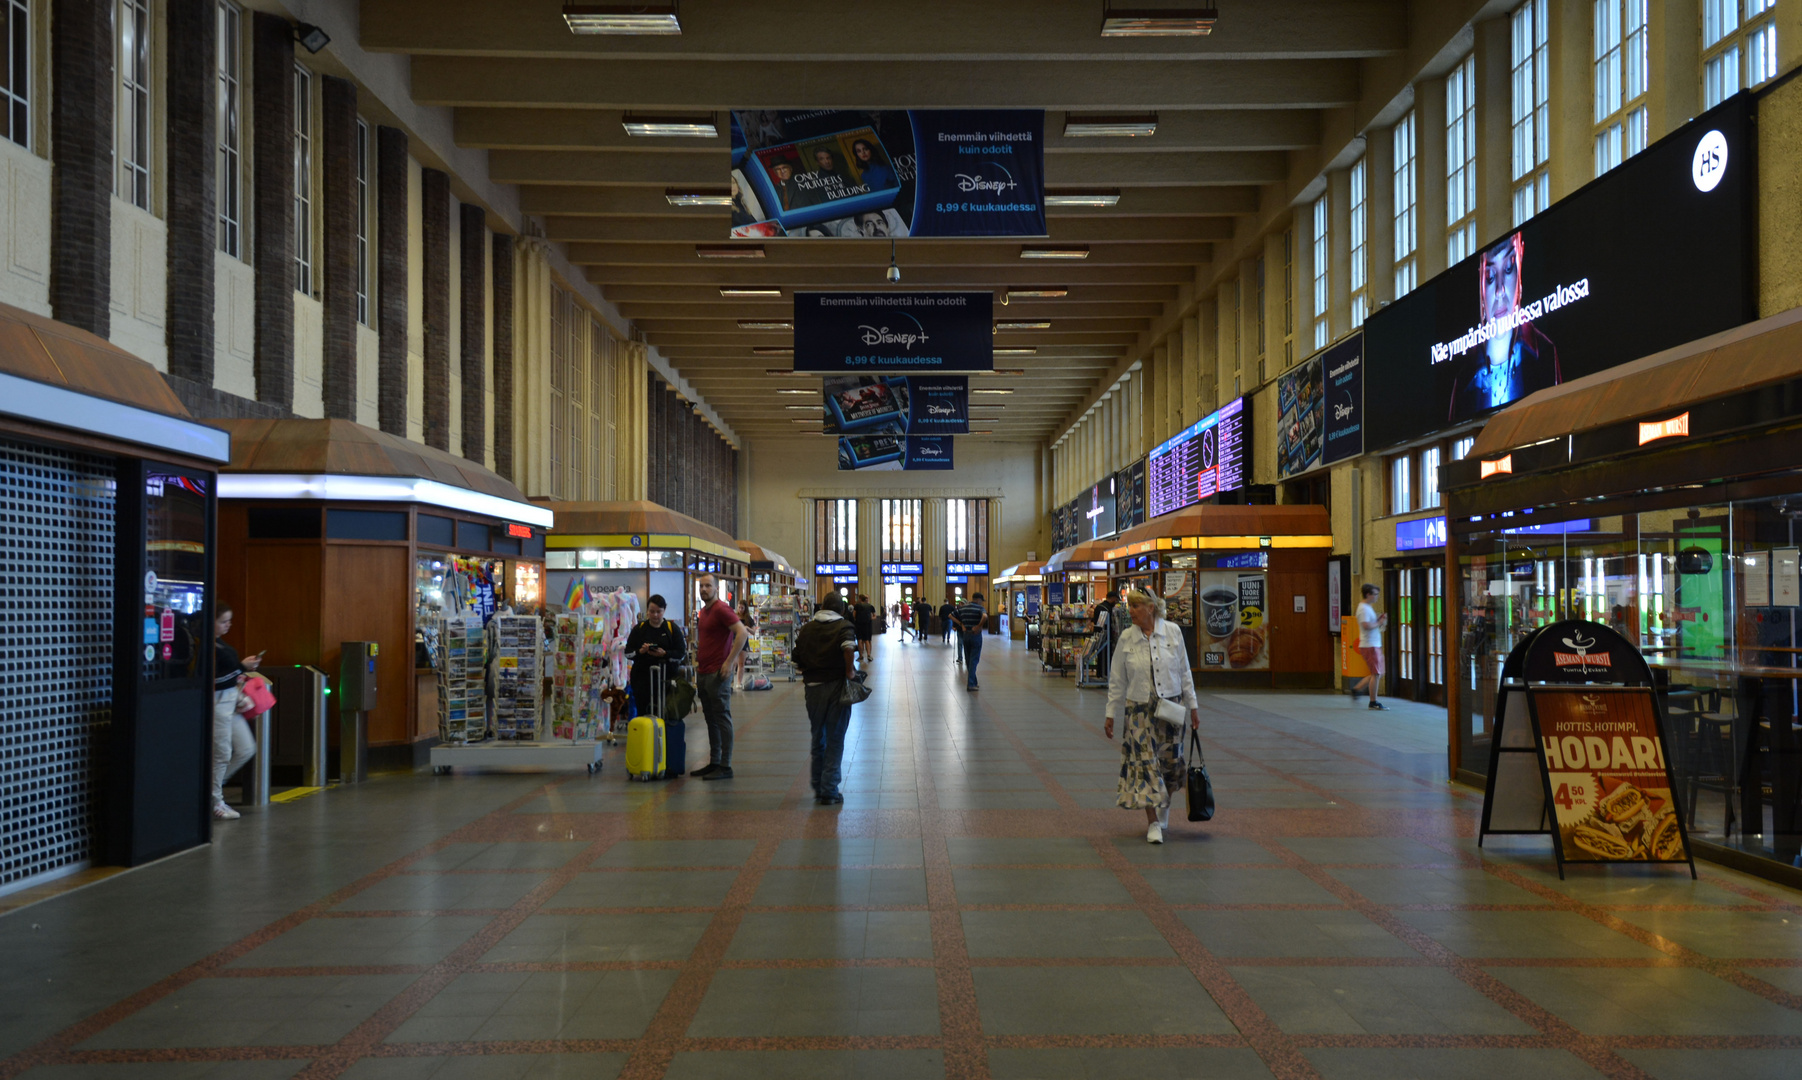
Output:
(1354, 583), (1390, 710)
(914, 597), (931, 643)
(795, 591), (860, 805)
(210, 606), (261, 820)
(953, 592), (988, 691)
(938, 596), (957, 647)
(693, 573), (750, 780)
(852, 593), (876, 663)
(1104, 590), (1200, 844)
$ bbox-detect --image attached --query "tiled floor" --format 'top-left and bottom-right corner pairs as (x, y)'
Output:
(4, 633), (1802, 1080)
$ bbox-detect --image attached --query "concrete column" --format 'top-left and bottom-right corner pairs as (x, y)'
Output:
(924, 497), (948, 609)
(164, 0), (216, 386)
(320, 76), (358, 420)
(1367, 121), (1397, 311)
(251, 12), (295, 409)
(1296, 195), (1318, 357)
(420, 169), (451, 450)
(458, 203), (487, 462)
(986, 497), (1005, 633)
(1328, 167), (1352, 343)
(858, 497), (882, 613)
(1237, 261), (1260, 384)
(376, 126), (410, 436)
(1158, 342), (1176, 442)
(1416, 73), (1450, 282)
(49, 0), (112, 337)
(796, 498), (817, 597)
(1476, 16), (1515, 242)
(1181, 314), (1202, 426)
(491, 235), (516, 480)
(516, 237), (555, 498)
(1648, 1), (1700, 143)
(1548, 0), (1591, 203)
(1215, 285), (1237, 400)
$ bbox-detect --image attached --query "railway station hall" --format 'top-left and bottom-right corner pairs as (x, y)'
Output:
(11, 2), (1802, 1078)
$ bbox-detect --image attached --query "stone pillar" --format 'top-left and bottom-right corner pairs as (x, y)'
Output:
(1215, 286), (1237, 400)
(1328, 168), (1351, 344)
(1475, 16), (1515, 243)
(49, 0), (113, 337)
(1261, 231), (1286, 374)
(376, 126), (410, 435)
(459, 203), (487, 463)
(320, 76), (358, 420)
(1416, 74), (1450, 282)
(1548, 0), (1591, 204)
(251, 12), (296, 410)
(795, 497), (817, 598)
(420, 169), (451, 450)
(164, 0), (215, 385)
(985, 497), (1005, 633)
(1367, 124), (1397, 311)
(491, 234), (515, 480)
(924, 497), (947, 611)
(515, 237), (555, 497)
(858, 497), (883, 612)
(1648, 2), (1701, 140)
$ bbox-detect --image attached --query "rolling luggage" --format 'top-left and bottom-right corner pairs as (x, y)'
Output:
(625, 714), (665, 780)
(649, 674), (686, 778)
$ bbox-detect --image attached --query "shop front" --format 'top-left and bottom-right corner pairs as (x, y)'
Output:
(1041, 541), (1112, 677)
(993, 561), (1045, 642)
(542, 500), (749, 635)
(738, 542), (799, 599)
(0, 301), (232, 883)
(1442, 307), (1802, 884)
(1105, 505), (1334, 687)
(213, 420), (551, 772)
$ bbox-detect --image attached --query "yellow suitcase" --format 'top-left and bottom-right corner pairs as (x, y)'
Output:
(625, 714), (665, 781)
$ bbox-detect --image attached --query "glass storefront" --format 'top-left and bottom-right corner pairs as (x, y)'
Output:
(1457, 498), (1802, 867)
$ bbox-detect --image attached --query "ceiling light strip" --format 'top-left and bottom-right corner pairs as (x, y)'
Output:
(218, 474), (554, 527)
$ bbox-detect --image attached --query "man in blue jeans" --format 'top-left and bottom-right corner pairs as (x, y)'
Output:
(692, 573), (749, 780)
(953, 593), (988, 691)
(795, 592), (860, 805)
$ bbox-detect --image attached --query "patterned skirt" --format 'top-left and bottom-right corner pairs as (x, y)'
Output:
(1116, 700), (1185, 810)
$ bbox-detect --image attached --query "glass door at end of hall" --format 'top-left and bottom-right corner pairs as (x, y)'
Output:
(1384, 562), (1446, 705)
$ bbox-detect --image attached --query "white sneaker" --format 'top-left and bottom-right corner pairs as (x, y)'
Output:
(212, 801), (240, 820)
(1146, 821), (1163, 844)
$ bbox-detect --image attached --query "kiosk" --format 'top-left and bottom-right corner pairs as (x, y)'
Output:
(739, 542), (799, 599)
(1104, 505), (1334, 687)
(542, 500), (750, 634)
(994, 561), (1046, 642)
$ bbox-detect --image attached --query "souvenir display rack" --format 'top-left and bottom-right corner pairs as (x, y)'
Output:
(492, 614), (543, 740)
(436, 614), (487, 744)
(752, 595), (800, 681)
(1040, 606), (1098, 676)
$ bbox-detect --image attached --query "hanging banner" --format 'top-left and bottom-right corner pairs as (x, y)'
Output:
(822, 375), (968, 435)
(837, 435), (955, 471)
(1321, 333), (1365, 465)
(730, 110), (1045, 238)
(796, 292), (993, 373)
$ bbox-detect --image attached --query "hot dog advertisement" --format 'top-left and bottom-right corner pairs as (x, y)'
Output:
(1532, 687), (1689, 865)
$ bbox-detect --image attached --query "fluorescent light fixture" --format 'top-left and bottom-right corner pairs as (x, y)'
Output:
(696, 244), (764, 259)
(563, 3), (681, 35)
(217, 474), (554, 528)
(994, 348), (1038, 356)
(722, 286), (782, 297)
(1021, 246), (1090, 260)
(1062, 112), (1159, 137)
(623, 113), (716, 137)
(1044, 189), (1121, 207)
(968, 430), (995, 435)
(765, 368), (806, 376)
(0, 371), (232, 462)
(988, 368), (1029, 375)
(752, 346), (794, 356)
(790, 418), (824, 425)
(995, 321), (1050, 330)
(737, 319), (793, 330)
(665, 188), (733, 206)
(776, 388), (814, 395)
(784, 405), (822, 411)
(973, 388), (1015, 394)
(1006, 287), (1068, 298)
(1100, 7), (1217, 36)
(971, 403), (1006, 410)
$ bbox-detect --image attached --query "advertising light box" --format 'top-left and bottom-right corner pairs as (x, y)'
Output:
(797, 292), (993, 373)
(822, 375), (968, 435)
(1147, 397), (1249, 519)
(1082, 479), (1117, 541)
(837, 435), (954, 471)
(1361, 94), (1754, 450)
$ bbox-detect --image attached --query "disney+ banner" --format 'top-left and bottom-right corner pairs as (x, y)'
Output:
(730, 110), (1045, 238)
(823, 375), (968, 436)
(838, 436), (955, 472)
(796, 292), (993, 373)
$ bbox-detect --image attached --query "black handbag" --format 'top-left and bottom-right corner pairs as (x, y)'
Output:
(1186, 729), (1216, 822)
(839, 673), (873, 706)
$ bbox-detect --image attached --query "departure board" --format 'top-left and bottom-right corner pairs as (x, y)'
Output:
(1147, 397), (1248, 518)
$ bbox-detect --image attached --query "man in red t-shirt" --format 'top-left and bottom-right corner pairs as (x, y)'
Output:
(693, 572), (750, 780)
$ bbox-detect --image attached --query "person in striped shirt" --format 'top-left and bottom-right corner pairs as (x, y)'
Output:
(951, 594), (988, 691)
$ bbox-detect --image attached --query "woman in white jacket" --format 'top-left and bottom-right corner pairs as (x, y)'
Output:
(1104, 590), (1200, 843)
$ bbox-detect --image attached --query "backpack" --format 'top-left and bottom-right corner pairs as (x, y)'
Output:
(664, 676), (697, 722)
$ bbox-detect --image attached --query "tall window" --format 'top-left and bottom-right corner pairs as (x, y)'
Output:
(1280, 229), (1294, 367)
(1390, 453), (1412, 515)
(293, 64), (313, 295)
(1348, 158), (1368, 328)
(947, 498), (990, 563)
(3, 0), (29, 148)
(817, 499), (857, 564)
(1704, 0), (1778, 108)
(355, 118), (370, 324)
(1510, 0), (1551, 225)
(118, 0), (153, 210)
(880, 499), (922, 563)
(1453, 435), (1475, 460)
(1594, 0), (1649, 176)
(1393, 112), (1418, 297)
(1420, 445), (1442, 509)
(216, 2), (242, 255)
(1446, 54), (1478, 263)
(1310, 193), (1328, 349)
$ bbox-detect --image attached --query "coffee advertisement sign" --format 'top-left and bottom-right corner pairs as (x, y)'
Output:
(1195, 571), (1268, 671)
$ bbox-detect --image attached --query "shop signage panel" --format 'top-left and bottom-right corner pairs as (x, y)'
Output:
(837, 434), (955, 470)
(1500, 517), (1593, 536)
(730, 110), (1045, 239)
(1215, 552), (1268, 569)
(1362, 94), (1755, 450)
(1394, 516), (1448, 551)
(947, 562), (988, 575)
(1147, 397), (1249, 519)
(798, 292), (993, 373)
(823, 375), (968, 435)
(815, 562), (858, 576)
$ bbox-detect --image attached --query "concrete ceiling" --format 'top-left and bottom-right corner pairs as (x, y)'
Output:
(360, 0), (1421, 441)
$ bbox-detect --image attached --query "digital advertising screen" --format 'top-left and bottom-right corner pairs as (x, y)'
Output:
(796, 292), (993, 373)
(730, 110), (1045, 239)
(821, 375), (968, 435)
(1117, 458), (1146, 531)
(1147, 397), (1248, 519)
(1081, 479), (1117, 542)
(1361, 94), (1754, 450)
(1276, 354), (1324, 479)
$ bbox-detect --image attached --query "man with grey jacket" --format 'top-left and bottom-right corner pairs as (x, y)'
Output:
(795, 592), (860, 805)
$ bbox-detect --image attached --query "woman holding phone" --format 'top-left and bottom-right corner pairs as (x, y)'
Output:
(211, 605), (261, 820)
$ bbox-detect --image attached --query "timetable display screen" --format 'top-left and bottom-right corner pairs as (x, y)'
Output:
(1147, 397), (1247, 518)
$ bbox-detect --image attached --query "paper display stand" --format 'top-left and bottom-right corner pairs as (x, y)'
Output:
(432, 611), (605, 775)
(435, 614), (487, 744)
(1478, 619), (1696, 879)
(754, 596), (799, 681)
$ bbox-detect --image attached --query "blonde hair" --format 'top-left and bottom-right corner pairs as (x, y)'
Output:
(1124, 589), (1166, 620)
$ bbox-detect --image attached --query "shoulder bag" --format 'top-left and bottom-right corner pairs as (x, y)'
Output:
(839, 672), (873, 706)
(1149, 628), (1188, 726)
(1186, 729), (1216, 821)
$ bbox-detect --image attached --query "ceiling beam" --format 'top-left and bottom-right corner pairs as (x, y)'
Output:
(595, 283), (1181, 304)
(615, 301), (1167, 321)
(565, 241), (1215, 268)
(543, 216), (1237, 244)
(585, 265), (1204, 287)
(522, 185), (1261, 218)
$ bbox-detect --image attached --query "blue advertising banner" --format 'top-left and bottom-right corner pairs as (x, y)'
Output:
(822, 375), (968, 435)
(837, 435), (955, 471)
(1321, 333), (1365, 465)
(797, 292), (993, 373)
(729, 110), (1045, 239)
